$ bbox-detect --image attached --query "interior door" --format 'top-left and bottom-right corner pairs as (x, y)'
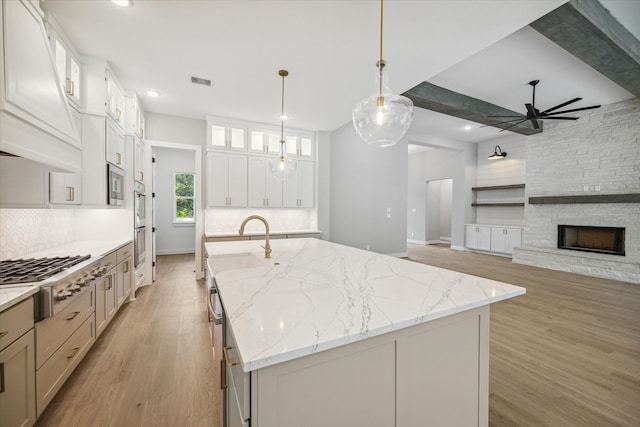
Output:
(152, 152), (157, 282)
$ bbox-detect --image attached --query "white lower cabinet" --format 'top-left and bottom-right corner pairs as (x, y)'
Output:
(224, 306), (488, 427)
(466, 224), (523, 255)
(465, 225), (491, 251)
(116, 244), (133, 308)
(490, 227), (522, 254)
(96, 254), (117, 338)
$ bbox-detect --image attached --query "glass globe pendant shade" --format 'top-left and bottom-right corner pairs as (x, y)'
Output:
(269, 141), (297, 181)
(352, 62), (414, 147)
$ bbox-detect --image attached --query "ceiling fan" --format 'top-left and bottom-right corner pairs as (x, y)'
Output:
(486, 80), (601, 132)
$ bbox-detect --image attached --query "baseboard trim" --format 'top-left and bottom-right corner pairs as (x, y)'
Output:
(156, 249), (196, 255)
(450, 245), (466, 251)
(407, 239), (427, 245)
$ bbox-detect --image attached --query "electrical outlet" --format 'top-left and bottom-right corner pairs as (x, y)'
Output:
(387, 213), (391, 219)
(583, 185), (590, 192)
(595, 185), (601, 192)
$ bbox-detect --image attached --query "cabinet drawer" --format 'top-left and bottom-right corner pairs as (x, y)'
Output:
(101, 251), (118, 271)
(0, 298), (34, 352)
(36, 315), (95, 416)
(116, 243), (133, 264)
(35, 284), (94, 369)
(226, 367), (250, 427)
(225, 321), (250, 420)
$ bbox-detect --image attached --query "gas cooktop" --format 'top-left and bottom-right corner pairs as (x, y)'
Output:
(0, 254), (91, 285)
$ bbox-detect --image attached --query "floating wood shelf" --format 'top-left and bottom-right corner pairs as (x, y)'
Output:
(472, 184), (525, 191)
(471, 203), (525, 207)
(529, 194), (640, 205)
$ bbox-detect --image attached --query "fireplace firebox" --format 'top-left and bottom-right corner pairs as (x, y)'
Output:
(558, 225), (625, 256)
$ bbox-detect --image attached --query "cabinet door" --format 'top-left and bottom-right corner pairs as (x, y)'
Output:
(282, 161), (300, 208)
(96, 271), (116, 338)
(465, 226), (479, 250)
(209, 123), (246, 151)
(248, 157), (267, 207)
(477, 226), (491, 251)
(206, 152), (229, 207)
(298, 161), (314, 208)
(134, 138), (145, 183)
(117, 259), (131, 308)
(490, 228), (507, 253)
(505, 228), (522, 254)
(0, 329), (36, 427)
(106, 118), (125, 168)
(106, 71), (124, 126)
(228, 155), (248, 207)
(249, 130), (266, 154)
(49, 172), (82, 205)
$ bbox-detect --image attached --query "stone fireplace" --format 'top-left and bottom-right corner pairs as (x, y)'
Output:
(511, 99), (640, 284)
(557, 225), (625, 256)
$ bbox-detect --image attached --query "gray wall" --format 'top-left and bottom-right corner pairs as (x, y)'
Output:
(317, 131), (331, 241)
(329, 122), (408, 256)
(406, 140), (477, 250)
(154, 147), (196, 255)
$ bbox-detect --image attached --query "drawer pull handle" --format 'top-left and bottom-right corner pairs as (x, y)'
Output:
(223, 346), (237, 367)
(0, 331), (8, 339)
(66, 311), (80, 321)
(220, 359), (227, 389)
(67, 347), (81, 359)
(0, 362), (4, 393)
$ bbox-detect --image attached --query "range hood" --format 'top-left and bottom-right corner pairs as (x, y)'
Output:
(0, 0), (81, 173)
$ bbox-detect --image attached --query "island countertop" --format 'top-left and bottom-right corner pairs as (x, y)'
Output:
(208, 238), (525, 372)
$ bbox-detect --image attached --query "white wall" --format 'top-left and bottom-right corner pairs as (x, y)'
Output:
(329, 122), (408, 256)
(439, 179), (452, 241)
(154, 147), (196, 255)
(146, 112), (206, 148)
(316, 131), (331, 241)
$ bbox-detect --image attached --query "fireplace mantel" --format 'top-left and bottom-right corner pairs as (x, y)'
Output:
(529, 193), (640, 205)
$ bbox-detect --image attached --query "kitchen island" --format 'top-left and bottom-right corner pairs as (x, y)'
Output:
(207, 238), (525, 427)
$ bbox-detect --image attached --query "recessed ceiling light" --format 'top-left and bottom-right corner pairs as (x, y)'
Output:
(463, 125), (473, 131)
(280, 114), (289, 120)
(112, 0), (133, 7)
(146, 90), (160, 97)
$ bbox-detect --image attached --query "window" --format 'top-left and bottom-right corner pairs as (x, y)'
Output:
(174, 173), (195, 223)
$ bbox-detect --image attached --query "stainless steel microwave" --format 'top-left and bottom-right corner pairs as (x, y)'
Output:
(107, 164), (125, 206)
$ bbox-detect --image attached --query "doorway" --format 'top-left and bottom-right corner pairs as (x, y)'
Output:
(425, 178), (453, 245)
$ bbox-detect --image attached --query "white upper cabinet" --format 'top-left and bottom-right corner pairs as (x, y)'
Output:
(133, 136), (145, 183)
(49, 172), (82, 205)
(45, 14), (81, 109)
(124, 91), (145, 140)
(285, 132), (315, 159)
(0, 0), (82, 173)
(82, 56), (125, 124)
(106, 70), (124, 128)
(206, 152), (247, 207)
(207, 117), (247, 152)
(248, 128), (281, 156)
(248, 156), (283, 208)
(283, 160), (314, 208)
(106, 117), (125, 169)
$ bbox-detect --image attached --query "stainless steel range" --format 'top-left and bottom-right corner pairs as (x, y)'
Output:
(0, 254), (105, 320)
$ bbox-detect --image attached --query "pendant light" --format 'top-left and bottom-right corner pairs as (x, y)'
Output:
(269, 70), (297, 180)
(352, 0), (413, 147)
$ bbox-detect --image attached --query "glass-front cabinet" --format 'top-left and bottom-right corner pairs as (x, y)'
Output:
(209, 122), (246, 151)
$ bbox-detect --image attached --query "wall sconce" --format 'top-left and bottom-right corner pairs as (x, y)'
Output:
(488, 145), (507, 160)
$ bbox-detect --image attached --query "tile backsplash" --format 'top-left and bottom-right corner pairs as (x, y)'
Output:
(205, 209), (318, 233)
(0, 209), (75, 260)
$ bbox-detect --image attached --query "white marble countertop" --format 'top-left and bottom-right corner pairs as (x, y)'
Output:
(0, 239), (131, 313)
(205, 229), (321, 238)
(0, 285), (39, 313)
(208, 238), (526, 372)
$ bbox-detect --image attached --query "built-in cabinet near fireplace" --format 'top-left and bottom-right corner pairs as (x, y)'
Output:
(558, 225), (625, 256)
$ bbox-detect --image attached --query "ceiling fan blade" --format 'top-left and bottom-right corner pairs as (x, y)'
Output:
(541, 105), (601, 116)
(539, 97), (581, 115)
(499, 119), (528, 132)
(524, 104), (539, 129)
(487, 115), (524, 118)
(540, 116), (579, 120)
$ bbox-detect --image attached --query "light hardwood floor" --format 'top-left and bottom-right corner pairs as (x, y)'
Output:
(407, 243), (640, 427)
(35, 254), (219, 427)
(34, 248), (640, 426)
